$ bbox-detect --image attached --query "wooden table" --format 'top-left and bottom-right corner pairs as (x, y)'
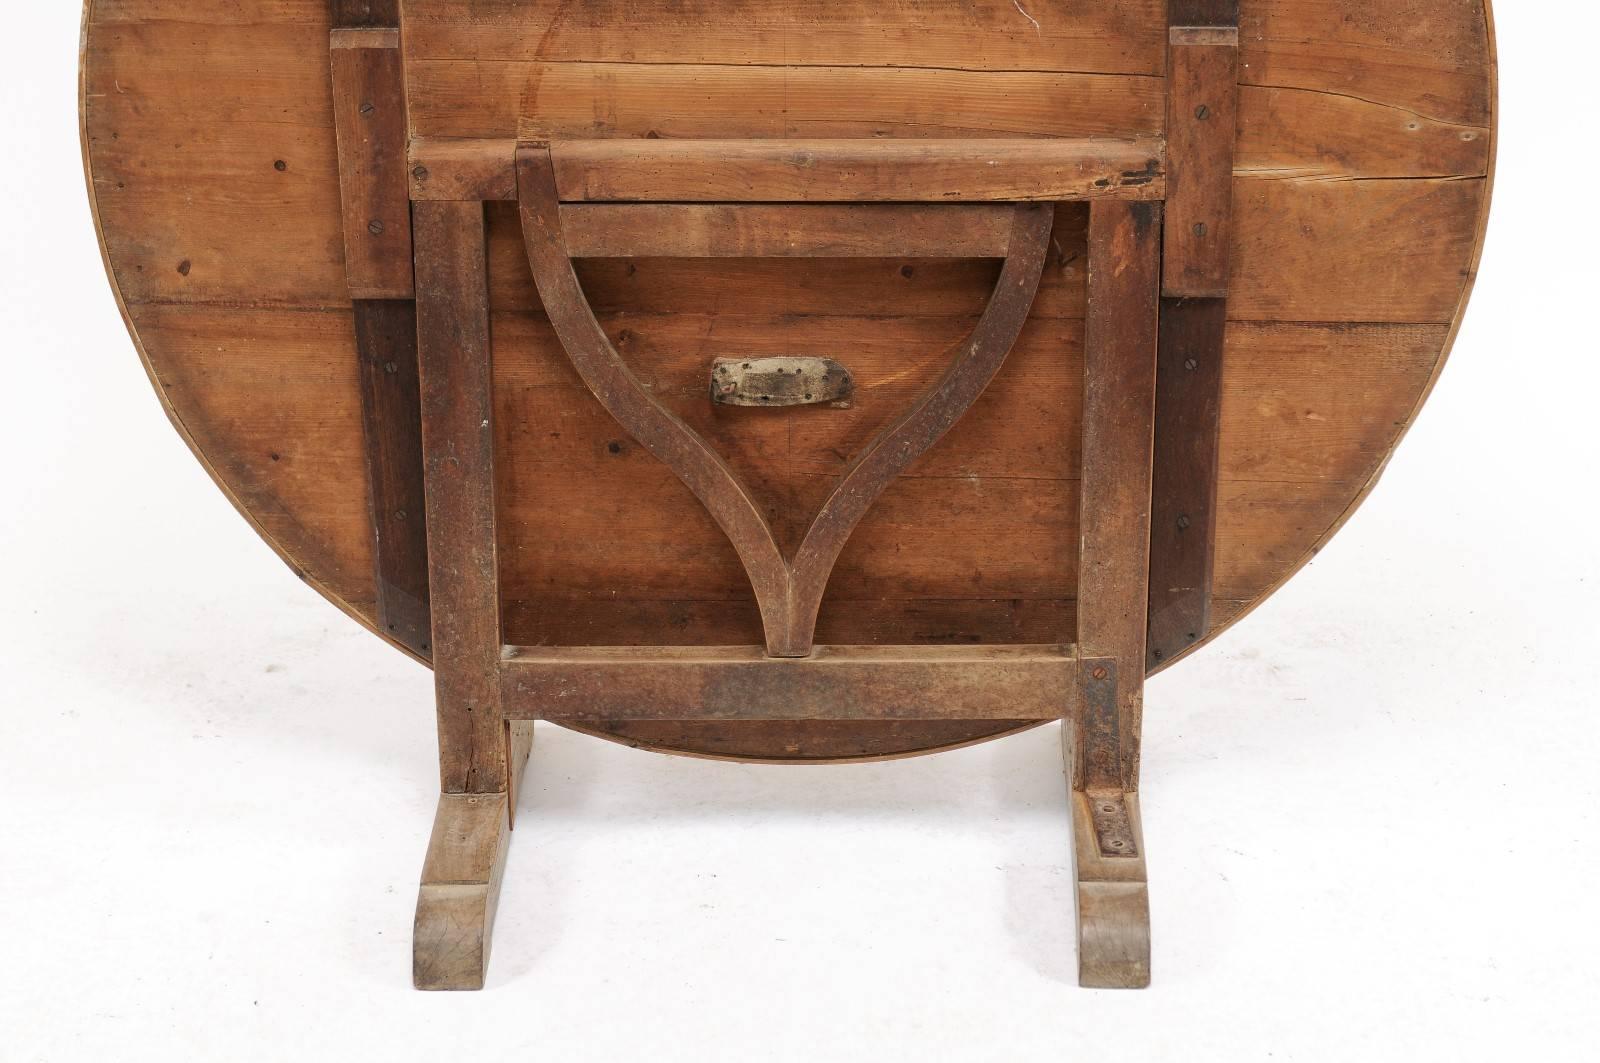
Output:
(81, 0), (1496, 989)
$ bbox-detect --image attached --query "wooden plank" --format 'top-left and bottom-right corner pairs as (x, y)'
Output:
(504, 598), (1078, 652)
(405, 60), (1165, 142)
(1076, 201), (1161, 790)
(352, 299), (430, 658)
(1234, 84), (1487, 181)
(329, 28), (413, 299)
(1162, 27), (1238, 298)
(399, 0), (1166, 75)
(414, 201), (507, 794)
(1241, 0), (1492, 127)
(1229, 177), (1484, 322)
(1146, 0), (1237, 672)
(559, 205), (1017, 259)
(413, 137), (1165, 203)
(500, 645), (1078, 721)
(82, 11), (1490, 306)
(119, 302), (1442, 655)
(1147, 298), (1226, 669)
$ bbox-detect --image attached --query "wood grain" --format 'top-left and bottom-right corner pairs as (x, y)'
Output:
(400, 0), (1167, 75)
(558, 204), (1018, 259)
(329, 27), (413, 299)
(352, 299), (430, 658)
(417, 137), (1165, 203)
(404, 62), (1165, 142)
(1147, 298), (1226, 669)
(1076, 201), (1161, 790)
(83, 0), (1496, 762)
(502, 645), (1076, 721)
(412, 722), (531, 991)
(1162, 27), (1238, 298)
(414, 201), (505, 793)
(1068, 782), (1151, 988)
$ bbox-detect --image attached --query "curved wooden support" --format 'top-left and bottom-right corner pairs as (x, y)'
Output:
(1062, 717), (1152, 992)
(414, 721), (534, 990)
(516, 143), (1051, 656)
(517, 146), (793, 648)
(783, 204), (1051, 651)
(1069, 786), (1151, 989)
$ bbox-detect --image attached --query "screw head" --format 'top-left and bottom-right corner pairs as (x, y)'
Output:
(273, 159), (287, 172)
(412, 165), (430, 181)
(1193, 221), (1207, 237)
(359, 101), (375, 116)
(368, 219), (385, 235)
(1177, 514), (1192, 530)
(383, 360), (398, 374)
(1195, 104), (1210, 120)
(1184, 357), (1199, 371)
(1091, 666), (1109, 681)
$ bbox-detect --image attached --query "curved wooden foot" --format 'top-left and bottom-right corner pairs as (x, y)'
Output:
(1070, 788), (1151, 989)
(413, 722), (534, 990)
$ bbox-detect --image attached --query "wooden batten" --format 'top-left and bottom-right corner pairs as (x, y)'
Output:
(1161, 26), (1238, 298)
(351, 299), (430, 658)
(1146, 0), (1240, 670)
(500, 645), (1079, 722)
(1147, 297), (1227, 669)
(329, 28), (413, 299)
(413, 136), (1166, 203)
(329, 6), (432, 660)
(558, 204), (1018, 259)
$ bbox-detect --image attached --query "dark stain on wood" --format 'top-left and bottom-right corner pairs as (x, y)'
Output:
(330, 0), (400, 28)
(1147, 297), (1226, 670)
(352, 299), (431, 659)
(1168, 0), (1240, 27)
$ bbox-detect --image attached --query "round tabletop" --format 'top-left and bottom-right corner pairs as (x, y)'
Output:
(82, 0), (1496, 761)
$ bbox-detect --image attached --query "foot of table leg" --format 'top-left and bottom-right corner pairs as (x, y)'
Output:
(413, 722), (534, 990)
(1070, 787), (1151, 989)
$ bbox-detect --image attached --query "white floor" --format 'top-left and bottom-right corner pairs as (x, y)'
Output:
(4, 6), (1598, 1061)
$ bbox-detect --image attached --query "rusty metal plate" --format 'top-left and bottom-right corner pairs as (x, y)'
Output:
(1086, 788), (1140, 859)
(710, 357), (853, 408)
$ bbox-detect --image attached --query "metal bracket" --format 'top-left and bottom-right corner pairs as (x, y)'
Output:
(711, 356), (853, 408)
(1078, 657), (1122, 790)
(1085, 788), (1139, 859)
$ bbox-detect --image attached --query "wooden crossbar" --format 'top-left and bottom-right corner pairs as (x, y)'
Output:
(559, 203), (1019, 258)
(500, 645), (1079, 722)
(410, 136), (1167, 203)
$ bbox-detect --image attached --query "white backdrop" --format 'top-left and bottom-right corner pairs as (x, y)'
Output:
(3, 5), (1597, 1061)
